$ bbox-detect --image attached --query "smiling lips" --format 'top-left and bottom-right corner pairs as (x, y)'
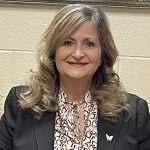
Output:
(67, 61), (88, 67)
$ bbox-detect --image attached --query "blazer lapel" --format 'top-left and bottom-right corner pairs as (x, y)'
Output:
(97, 115), (123, 150)
(34, 111), (123, 150)
(34, 112), (56, 150)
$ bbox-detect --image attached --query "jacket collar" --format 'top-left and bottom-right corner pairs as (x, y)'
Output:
(34, 112), (123, 150)
(34, 112), (56, 150)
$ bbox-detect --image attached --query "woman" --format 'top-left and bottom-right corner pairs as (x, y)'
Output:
(0, 4), (150, 150)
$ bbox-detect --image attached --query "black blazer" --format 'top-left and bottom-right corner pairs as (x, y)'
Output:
(0, 86), (150, 150)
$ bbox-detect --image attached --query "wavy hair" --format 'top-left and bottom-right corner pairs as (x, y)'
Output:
(19, 4), (131, 121)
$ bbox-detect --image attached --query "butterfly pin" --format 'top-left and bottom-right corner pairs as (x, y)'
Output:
(106, 134), (113, 142)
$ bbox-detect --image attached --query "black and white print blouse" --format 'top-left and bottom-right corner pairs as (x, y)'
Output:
(54, 89), (98, 150)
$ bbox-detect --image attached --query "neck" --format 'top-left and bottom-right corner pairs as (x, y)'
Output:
(60, 77), (92, 103)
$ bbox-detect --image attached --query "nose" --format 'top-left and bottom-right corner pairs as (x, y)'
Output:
(72, 45), (84, 60)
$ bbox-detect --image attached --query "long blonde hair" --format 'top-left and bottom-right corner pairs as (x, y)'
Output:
(19, 4), (131, 121)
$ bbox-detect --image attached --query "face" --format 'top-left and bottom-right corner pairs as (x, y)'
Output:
(55, 21), (102, 81)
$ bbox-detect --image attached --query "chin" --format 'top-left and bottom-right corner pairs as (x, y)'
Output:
(66, 73), (91, 80)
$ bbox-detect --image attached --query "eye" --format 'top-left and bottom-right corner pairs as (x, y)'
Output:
(85, 41), (95, 47)
(63, 40), (74, 46)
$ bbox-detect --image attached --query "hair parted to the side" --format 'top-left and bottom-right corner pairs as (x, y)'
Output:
(19, 4), (131, 121)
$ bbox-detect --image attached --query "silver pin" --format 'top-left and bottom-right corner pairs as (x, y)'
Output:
(106, 134), (113, 142)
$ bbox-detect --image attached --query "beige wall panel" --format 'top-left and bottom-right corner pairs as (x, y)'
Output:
(0, 4), (60, 51)
(12, 51), (36, 86)
(0, 51), (13, 97)
(119, 57), (150, 103)
(105, 8), (150, 57)
(0, 96), (5, 117)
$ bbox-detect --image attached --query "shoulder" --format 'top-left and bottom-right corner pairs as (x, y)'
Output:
(0, 86), (29, 149)
(127, 93), (150, 143)
(6, 85), (26, 103)
(127, 93), (149, 115)
(127, 93), (149, 124)
(7, 85), (26, 100)
(4, 86), (26, 114)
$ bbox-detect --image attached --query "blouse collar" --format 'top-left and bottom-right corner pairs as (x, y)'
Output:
(58, 89), (92, 103)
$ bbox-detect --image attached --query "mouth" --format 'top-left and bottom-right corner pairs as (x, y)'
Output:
(67, 61), (88, 67)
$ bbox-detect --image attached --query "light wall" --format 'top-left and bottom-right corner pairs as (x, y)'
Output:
(0, 3), (150, 116)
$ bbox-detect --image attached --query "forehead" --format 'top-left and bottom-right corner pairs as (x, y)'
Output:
(69, 21), (99, 40)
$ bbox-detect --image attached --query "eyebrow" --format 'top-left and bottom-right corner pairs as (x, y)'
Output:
(67, 37), (99, 42)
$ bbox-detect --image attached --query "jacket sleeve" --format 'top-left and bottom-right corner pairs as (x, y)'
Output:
(0, 87), (19, 150)
(136, 97), (150, 150)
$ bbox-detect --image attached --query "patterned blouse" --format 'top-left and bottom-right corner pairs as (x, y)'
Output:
(54, 89), (98, 150)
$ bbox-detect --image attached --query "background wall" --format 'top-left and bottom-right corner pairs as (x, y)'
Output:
(0, 3), (150, 116)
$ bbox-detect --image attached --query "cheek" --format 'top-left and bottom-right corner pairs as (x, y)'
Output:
(55, 49), (64, 64)
(55, 49), (60, 61)
(55, 54), (59, 64)
(55, 47), (71, 61)
(93, 52), (102, 67)
(55, 49), (68, 73)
